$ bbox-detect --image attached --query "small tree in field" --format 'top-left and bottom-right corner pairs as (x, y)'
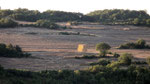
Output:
(96, 42), (111, 57)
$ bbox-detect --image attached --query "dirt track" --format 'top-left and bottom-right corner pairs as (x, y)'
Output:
(0, 24), (150, 71)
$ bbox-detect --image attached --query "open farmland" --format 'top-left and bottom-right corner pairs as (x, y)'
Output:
(0, 24), (150, 71)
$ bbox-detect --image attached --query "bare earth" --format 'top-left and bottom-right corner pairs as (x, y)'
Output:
(0, 24), (150, 71)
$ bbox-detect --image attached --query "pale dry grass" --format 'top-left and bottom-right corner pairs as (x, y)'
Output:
(0, 24), (150, 71)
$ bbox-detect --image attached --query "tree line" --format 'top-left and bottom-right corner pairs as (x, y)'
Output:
(0, 8), (150, 28)
(0, 18), (61, 29)
(0, 60), (150, 84)
(0, 8), (92, 22)
(87, 9), (150, 26)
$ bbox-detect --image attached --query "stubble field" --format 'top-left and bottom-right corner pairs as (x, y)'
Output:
(0, 23), (150, 71)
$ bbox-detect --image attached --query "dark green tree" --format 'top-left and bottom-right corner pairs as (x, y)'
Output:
(96, 42), (111, 57)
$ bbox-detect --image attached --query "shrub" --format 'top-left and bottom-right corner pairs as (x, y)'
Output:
(132, 61), (147, 65)
(107, 61), (121, 68)
(59, 32), (70, 35)
(0, 65), (4, 76)
(118, 39), (150, 49)
(0, 65), (4, 71)
(75, 54), (97, 59)
(90, 59), (110, 66)
(136, 39), (146, 48)
(35, 20), (59, 29)
(146, 57), (150, 66)
(87, 65), (111, 73)
(113, 52), (120, 58)
(96, 42), (111, 57)
(0, 18), (18, 28)
(0, 43), (30, 58)
(97, 59), (111, 66)
(118, 53), (133, 65)
(82, 55), (97, 59)
(118, 42), (137, 49)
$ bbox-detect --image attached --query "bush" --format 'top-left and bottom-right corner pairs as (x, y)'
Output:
(136, 39), (146, 48)
(107, 61), (121, 68)
(118, 42), (137, 49)
(97, 59), (111, 65)
(0, 65), (4, 71)
(75, 54), (97, 59)
(146, 57), (150, 66)
(132, 61), (147, 65)
(118, 53), (133, 65)
(118, 39), (150, 49)
(87, 65), (111, 73)
(35, 20), (59, 29)
(90, 59), (110, 66)
(0, 18), (18, 28)
(113, 52), (120, 58)
(0, 43), (30, 58)
(20, 19), (60, 29)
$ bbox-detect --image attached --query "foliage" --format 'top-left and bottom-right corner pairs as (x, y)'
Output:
(136, 39), (146, 48)
(118, 53), (133, 65)
(132, 61), (147, 65)
(90, 59), (111, 66)
(113, 52), (120, 58)
(87, 9), (150, 26)
(75, 54), (97, 59)
(0, 18), (18, 28)
(0, 65), (4, 71)
(146, 57), (150, 66)
(107, 61), (121, 68)
(0, 43), (30, 58)
(0, 8), (92, 22)
(1, 8), (150, 27)
(19, 19), (60, 29)
(119, 42), (137, 49)
(0, 64), (150, 84)
(118, 39), (150, 49)
(59, 32), (80, 35)
(96, 42), (111, 57)
(35, 20), (59, 29)
(10, 8), (41, 22)
(87, 65), (112, 73)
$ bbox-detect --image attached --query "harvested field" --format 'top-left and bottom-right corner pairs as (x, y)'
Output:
(0, 24), (150, 71)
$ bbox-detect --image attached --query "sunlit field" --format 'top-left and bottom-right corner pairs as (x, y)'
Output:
(0, 23), (150, 71)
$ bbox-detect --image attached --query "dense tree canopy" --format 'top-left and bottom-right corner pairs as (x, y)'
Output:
(87, 9), (150, 26)
(0, 63), (150, 84)
(87, 9), (150, 22)
(0, 8), (92, 22)
(0, 18), (18, 28)
(0, 9), (150, 27)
